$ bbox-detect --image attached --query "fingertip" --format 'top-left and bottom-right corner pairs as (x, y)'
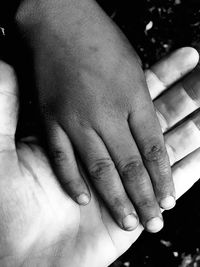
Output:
(177, 47), (199, 69)
(160, 195), (176, 210)
(0, 61), (14, 75)
(122, 213), (139, 231)
(149, 47), (199, 99)
(145, 217), (164, 233)
(76, 193), (90, 205)
(0, 61), (17, 93)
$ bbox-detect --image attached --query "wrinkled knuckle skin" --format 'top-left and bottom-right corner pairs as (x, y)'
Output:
(112, 197), (127, 214)
(89, 158), (115, 181)
(142, 142), (166, 162)
(51, 149), (66, 165)
(136, 199), (156, 210)
(60, 178), (74, 189)
(119, 158), (145, 182)
(154, 167), (173, 193)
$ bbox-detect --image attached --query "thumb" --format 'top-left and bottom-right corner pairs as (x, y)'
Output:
(0, 62), (18, 149)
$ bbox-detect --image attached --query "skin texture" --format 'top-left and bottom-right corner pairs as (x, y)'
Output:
(0, 47), (199, 267)
(15, 0), (177, 233)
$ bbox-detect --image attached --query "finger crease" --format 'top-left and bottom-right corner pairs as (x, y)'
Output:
(182, 82), (200, 107)
(155, 108), (168, 132)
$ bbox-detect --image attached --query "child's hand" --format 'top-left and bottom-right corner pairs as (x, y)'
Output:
(16, 0), (177, 232)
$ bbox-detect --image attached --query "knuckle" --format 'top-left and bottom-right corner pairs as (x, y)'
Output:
(111, 196), (131, 217)
(118, 157), (145, 182)
(142, 141), (166, 162)
(112, 197), (125, 210)
(154, 171), (173, 193)
(136, 198), (156, 210)
(88, 158), (115, 181)
(60, 177), (74, 188)
(51, 149), (66, 165)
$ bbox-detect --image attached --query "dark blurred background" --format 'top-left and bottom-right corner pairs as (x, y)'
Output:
(0, 0), (200, 266)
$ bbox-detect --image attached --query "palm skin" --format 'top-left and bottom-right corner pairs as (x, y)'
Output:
(0, 47), (200, 267)
(0, 139), (142, 267)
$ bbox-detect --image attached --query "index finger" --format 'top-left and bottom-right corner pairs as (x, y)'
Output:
(145, 47), (199, 100)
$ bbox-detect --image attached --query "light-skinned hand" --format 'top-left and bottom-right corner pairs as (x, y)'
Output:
(0, 47), (199, 267)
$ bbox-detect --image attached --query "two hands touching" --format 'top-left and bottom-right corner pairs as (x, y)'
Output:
(0, 47), (200, 267)
(16, 0), (177, 233)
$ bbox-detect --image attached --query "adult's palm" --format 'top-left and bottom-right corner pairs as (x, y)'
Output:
(0, 48), (200, 267)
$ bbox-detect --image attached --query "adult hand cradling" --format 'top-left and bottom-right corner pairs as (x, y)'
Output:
(0, 47), (199, 267)
(16, 0), (176, 233)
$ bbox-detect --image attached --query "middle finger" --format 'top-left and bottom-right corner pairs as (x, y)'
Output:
(155, 66), (200, 133)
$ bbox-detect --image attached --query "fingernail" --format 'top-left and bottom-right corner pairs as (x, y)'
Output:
(146, 217), (164, 233)
(122, 213), (138, 231)
(76, 194), (90, 205)
(160, 196), (176, 210)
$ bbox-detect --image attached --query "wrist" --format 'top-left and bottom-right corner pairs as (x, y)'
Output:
(15, 0), (117, 48)
(15, 0), (99, 32)
(15, 0), (135, 74)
